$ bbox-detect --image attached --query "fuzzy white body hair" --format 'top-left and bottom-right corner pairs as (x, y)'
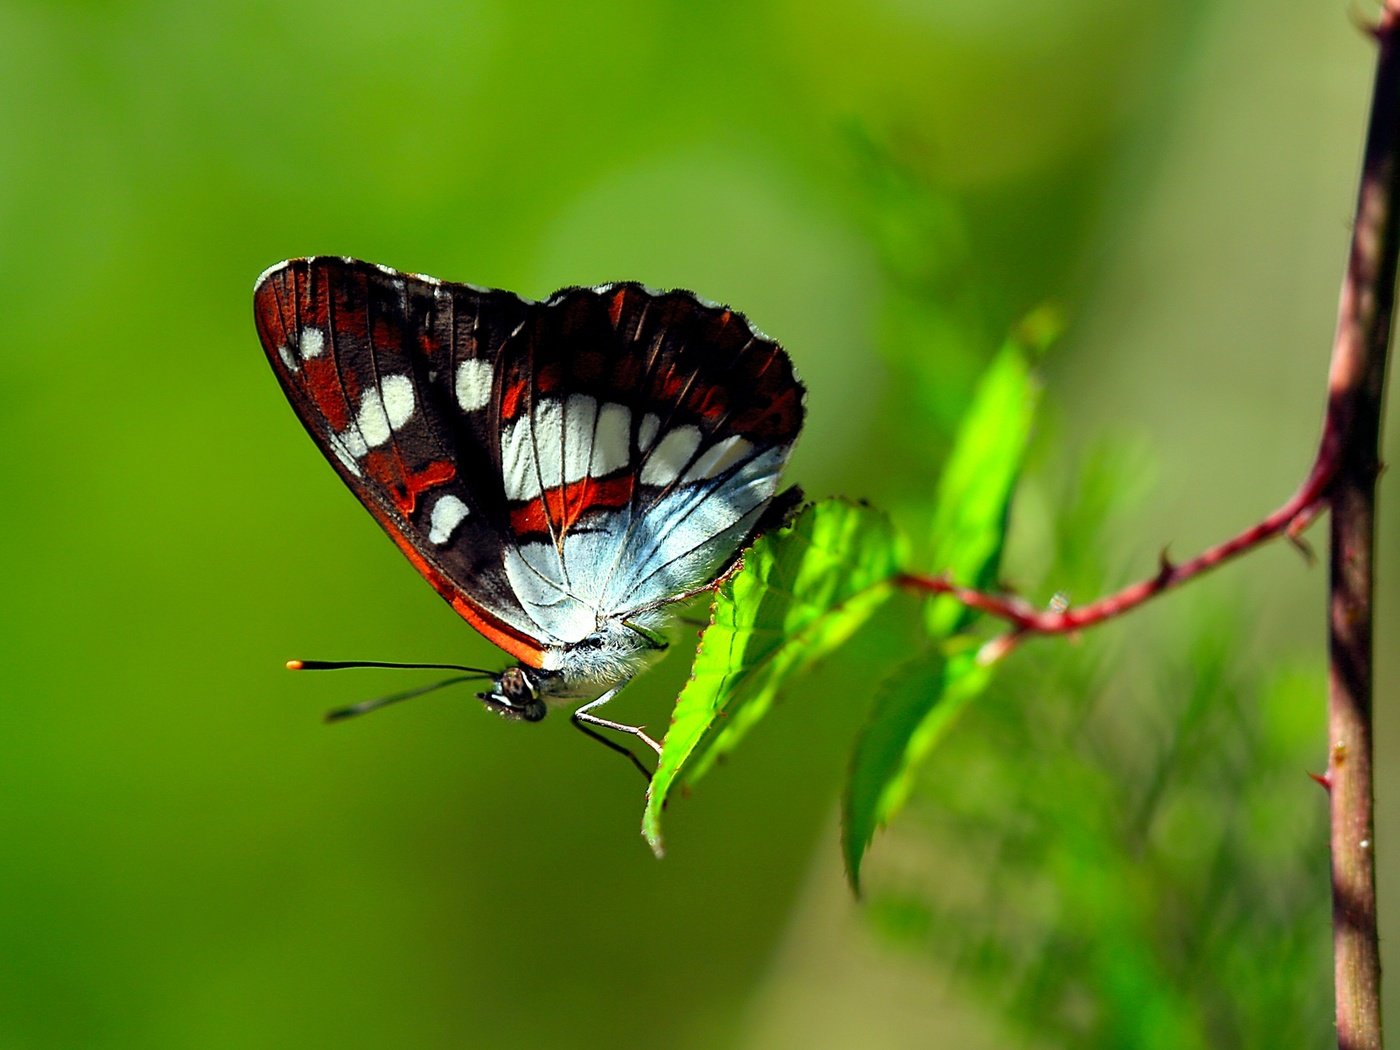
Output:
(535, 610), (670, 703)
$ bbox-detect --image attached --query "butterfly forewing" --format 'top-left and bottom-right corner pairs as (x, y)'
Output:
(254, 259), (555, 665)
(254, 257), (804, 667)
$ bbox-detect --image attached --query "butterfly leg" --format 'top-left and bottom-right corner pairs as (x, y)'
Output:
(570, 719), (653, 782)
(573, 685), (664, 756)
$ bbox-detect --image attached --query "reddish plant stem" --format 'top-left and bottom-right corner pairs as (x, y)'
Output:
(898, 10), (1400, 1045)
(897, 453), (1331, 638)
(1325, 6), (1399, 1047)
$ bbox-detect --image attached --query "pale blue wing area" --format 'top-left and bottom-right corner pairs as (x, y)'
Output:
(500, 443), (790, 643)
(503, 542), (600, 645)
(600, 444), (789, 610)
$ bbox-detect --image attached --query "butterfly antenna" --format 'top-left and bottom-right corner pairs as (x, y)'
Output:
(287, 658), (496, 674)
(286, 659), (497, 723)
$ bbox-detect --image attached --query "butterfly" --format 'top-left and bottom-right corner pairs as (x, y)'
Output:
(253, 257), (804, 756)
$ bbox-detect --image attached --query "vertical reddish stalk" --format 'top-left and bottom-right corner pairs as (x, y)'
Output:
(1330, 455), (1383, 1050)
(1325, 9), (1399, 1048)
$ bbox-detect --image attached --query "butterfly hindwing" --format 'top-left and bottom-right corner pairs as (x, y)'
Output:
(492, 283), (803, 632)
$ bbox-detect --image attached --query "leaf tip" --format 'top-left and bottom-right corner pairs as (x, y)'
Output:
(641, 803), (667, 858)
(841, 830), (868, 899)
(845, 865), (865, 899)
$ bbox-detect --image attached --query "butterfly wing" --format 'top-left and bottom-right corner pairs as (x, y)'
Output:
(490, 282), (805, 631)
(254, 257), (553, 666)
(255, 258), (804, 665)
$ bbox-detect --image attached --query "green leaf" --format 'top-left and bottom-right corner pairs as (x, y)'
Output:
(843, 312), (1055, 887)
(642, 499), (906, 857)
(843, 644), (992, 892)
(924, 310), (1055, 637)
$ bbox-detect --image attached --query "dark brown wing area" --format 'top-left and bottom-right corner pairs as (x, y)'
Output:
(504, 282), (803, 439)
(253, 257), (550, 664)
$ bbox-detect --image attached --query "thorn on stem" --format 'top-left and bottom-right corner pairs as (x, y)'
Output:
(1347, 1), (1382, 40)
(1308, 770), (1332, 791)
(1156, 546), (1176, 581)
(1287, 530), (1316, 565)
(1286, 511), (1315, 536)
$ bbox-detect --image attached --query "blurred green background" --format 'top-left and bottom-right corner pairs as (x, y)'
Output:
(2, 1), (1395, 1046)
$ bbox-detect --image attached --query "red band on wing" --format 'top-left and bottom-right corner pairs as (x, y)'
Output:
(363, 455), (457, 517)
(510, 474), (636, 536)
(449, 595), (547, 668)
(500, 379), (526, 420)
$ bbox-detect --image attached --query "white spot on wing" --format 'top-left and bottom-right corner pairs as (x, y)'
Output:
(455, 358), (493, 413)
(530, 400), (564, 490)
(427, 494), (470, 545)
(640, 426), (701, 486)
(341, 428), (368, 458)
(277, 344), (297, 372)
(683, 435), (754, 481)
(501, 414), (537, 500)
(563, 395), (598, 483)
(380, 374), (415, 429)
(592, 402), (631, 477)
(299, 327), (325, 360)
(638, 413), (660, 452)
(356, 375), (414, 448)
(357, 387), (391, 447)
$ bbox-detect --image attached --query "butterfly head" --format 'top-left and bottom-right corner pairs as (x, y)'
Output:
(478, 665), (547, 723)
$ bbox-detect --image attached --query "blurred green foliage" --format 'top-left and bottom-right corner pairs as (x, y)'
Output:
(0, 1), (1389, 1047)
(865, 457), (1332, 1047)
(843, 324), (1045, 891)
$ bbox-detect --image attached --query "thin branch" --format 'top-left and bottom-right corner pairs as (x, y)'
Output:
(897, 451), (1330, 641)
